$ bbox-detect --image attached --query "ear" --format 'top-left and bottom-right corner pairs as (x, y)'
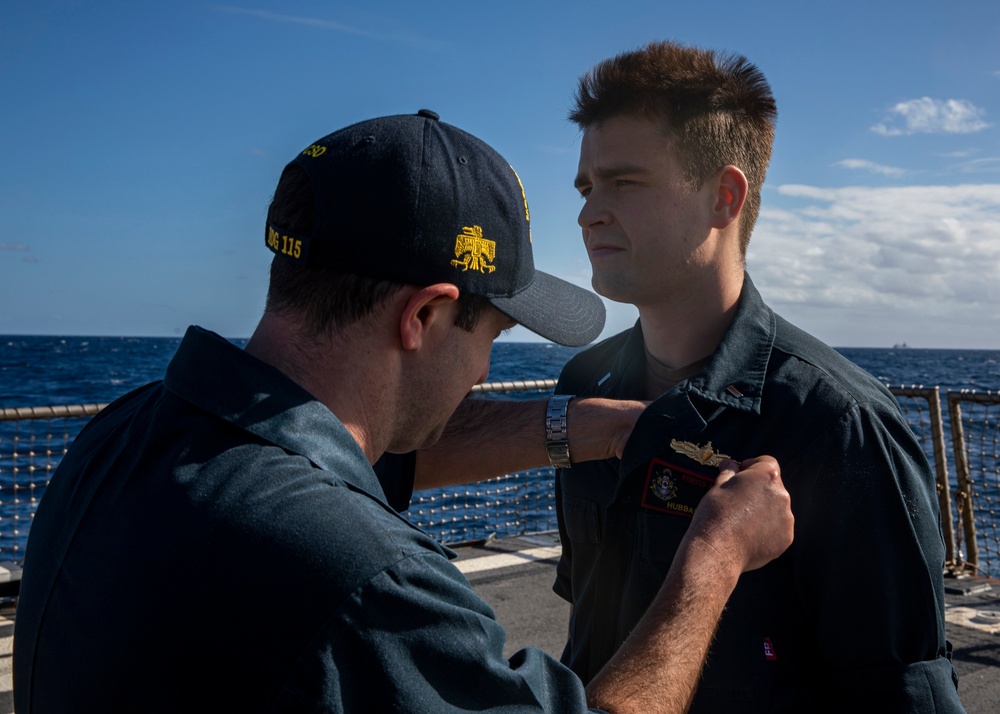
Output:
(399, 283), (461, 351)
(710, 165), (749, 231)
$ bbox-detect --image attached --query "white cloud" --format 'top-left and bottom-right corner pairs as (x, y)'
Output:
(213, 6), (431, 48)
(956, 157), (1000, 174)
(747, 184), (1000, 347)
(835, 158), (907, 177)
(214, 6), (374, 36)
(0, 242), (30, 251)
(872, 98), (990, 136)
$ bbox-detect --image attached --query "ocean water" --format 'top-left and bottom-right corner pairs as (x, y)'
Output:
(2, 335), (998, 409)
(2, 334), (999, 570)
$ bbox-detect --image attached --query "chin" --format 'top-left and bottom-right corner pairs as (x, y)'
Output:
(417, 425), (448, 451)
(386, 428), (440, 455)
(592, 279), (634, 304)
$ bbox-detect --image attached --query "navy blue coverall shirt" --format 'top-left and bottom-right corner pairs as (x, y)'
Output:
(554, 275), (965, 713)
(13, 326), (596, 713)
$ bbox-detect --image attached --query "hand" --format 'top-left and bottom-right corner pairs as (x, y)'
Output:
(683, 456), (794, 576)
(586, 455), (791, 714)
(568, 398), (649, 462)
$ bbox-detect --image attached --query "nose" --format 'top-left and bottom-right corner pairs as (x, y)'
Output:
(577, 193), (610, 231)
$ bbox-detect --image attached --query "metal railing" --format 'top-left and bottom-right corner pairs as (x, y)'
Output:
(888, 386), (1000, 577)
(401, 379), (559, 545)
(945, 390), (1000, 577)
(0, 382), (561, 561)
(0, 404), (109, 562)
(2, 383), (999, 577)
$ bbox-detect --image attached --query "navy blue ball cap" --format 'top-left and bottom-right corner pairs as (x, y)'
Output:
(265, 110), (604, 347)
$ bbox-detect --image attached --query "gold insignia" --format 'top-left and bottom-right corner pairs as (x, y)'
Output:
(669, 439), (732, 467)
(301, 144), (326, 158)
(451, 226), (496, 273)
(510, 166), (532, 244)
(510, 167), (530, 222)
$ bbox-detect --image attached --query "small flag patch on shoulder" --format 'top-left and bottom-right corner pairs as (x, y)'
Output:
(763, 637), (777, 660)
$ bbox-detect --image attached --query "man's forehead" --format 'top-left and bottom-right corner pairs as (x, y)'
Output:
(582, 112), (674, 141)
(577, 118), (676, 177)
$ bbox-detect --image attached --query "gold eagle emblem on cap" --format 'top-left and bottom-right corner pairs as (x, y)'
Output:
(670, 439), (732, 467)
(451, 226), (496, 273)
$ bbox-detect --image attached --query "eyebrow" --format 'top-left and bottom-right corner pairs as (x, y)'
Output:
(574, 164), (652, 189)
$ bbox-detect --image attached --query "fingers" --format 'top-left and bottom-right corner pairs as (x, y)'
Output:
(715, 455), (779, 486)
(715, 459), (739, 485)
(611, 400), (649, 458)
(695, 454), (793, 574)
(736, 454), (780, 476)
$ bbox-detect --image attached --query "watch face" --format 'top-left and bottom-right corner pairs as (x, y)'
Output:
(547, 443), (572, 469)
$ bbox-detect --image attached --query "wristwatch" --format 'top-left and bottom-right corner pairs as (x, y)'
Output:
(545, 394), (574, 469)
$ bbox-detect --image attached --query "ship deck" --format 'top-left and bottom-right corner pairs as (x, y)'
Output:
(0, 532), (997, 711)
(453, 532), (1000, 712)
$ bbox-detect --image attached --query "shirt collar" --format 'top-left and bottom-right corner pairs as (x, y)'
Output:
(594, 321), (648, 399)
(163, 326), (388, 503)
(602, 274), (775, 413)
(617, 275), (775, 476)
(682, 273), (775, 415)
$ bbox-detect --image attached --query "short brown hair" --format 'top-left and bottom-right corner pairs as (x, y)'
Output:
(570, 40), (777, 254)
(265, 164), (489, 337)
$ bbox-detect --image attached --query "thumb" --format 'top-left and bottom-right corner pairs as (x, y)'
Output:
(716, 458), (739, 485)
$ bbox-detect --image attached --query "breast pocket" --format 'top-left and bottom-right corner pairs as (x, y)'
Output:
(627, 510), (774, 713)
(617, 508), (689, 636)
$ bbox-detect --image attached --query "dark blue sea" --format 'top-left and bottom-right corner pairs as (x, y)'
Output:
(2, 335), (999, 572)
(2, 335), (998, 408)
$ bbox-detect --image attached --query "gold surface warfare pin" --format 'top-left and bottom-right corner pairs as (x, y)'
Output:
(669, 439), (732, 467)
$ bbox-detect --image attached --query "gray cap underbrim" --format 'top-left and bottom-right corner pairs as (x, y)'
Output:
(488, 271), (605, 348)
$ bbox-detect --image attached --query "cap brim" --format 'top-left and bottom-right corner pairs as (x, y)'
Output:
(489, 271), (605, 347)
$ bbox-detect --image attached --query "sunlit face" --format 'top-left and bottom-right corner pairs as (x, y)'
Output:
(575, 114), (720, 309)
(393, 305), (515, 453)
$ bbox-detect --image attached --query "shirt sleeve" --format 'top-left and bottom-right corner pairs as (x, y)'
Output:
(272, 550), (603, 713)
(790, 401), (963, 710)
(553, 468), (573, 604)
(552, 364), (584, 606)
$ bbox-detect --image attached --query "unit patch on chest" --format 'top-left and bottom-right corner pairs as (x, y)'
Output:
(641, 457), (715, 518)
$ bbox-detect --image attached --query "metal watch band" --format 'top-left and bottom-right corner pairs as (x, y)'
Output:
(545, 394), (574, 469)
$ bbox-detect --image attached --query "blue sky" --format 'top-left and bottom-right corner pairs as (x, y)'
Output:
(2, 1), (999, 348)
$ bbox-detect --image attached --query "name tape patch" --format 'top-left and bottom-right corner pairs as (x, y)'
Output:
(641, 457), (715, 518)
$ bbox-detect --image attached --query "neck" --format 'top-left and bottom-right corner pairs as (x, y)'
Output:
(637, 268), (743, 397)
(643, 347), (713, 399)
(245, 311), (397, 464)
